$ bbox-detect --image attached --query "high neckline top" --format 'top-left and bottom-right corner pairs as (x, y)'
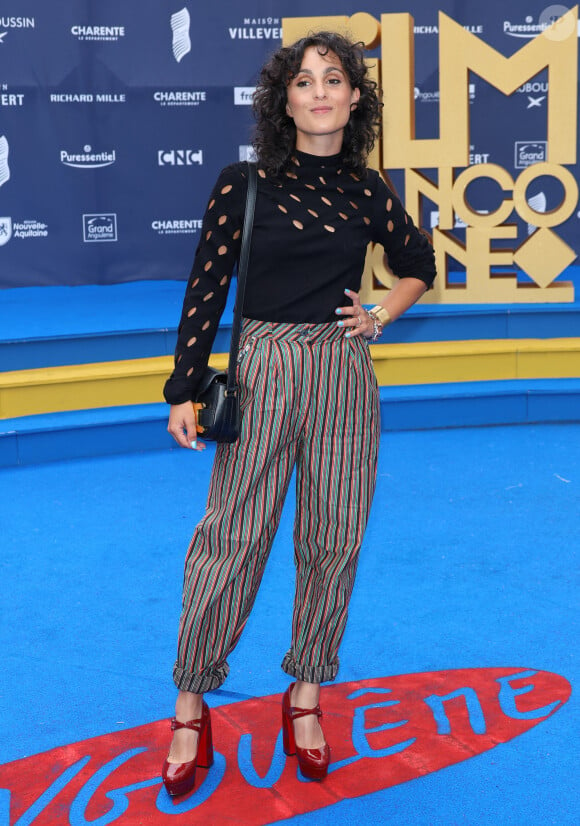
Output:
(163, 158), (436, 404)
(292, 149), (343, 168)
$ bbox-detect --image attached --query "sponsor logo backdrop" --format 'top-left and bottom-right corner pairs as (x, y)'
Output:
(0, 1), (577, 287)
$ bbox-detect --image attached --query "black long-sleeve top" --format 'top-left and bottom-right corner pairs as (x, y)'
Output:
(163, 150), (436, 405)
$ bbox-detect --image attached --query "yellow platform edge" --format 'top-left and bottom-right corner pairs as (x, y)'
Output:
(1, 340), (579, 419)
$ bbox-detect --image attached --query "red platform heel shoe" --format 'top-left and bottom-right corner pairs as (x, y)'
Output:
(282, 684), (330, 781)
(162, 701), (214, 797)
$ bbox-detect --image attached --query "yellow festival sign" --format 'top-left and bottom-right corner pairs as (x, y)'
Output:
(283, 9), (578, 304)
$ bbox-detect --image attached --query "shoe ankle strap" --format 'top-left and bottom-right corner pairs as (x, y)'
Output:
(288, 704), (323, 721)
(170, 716), (203, 733)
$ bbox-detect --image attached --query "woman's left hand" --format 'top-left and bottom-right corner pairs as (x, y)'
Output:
(335, 288), (374, 339)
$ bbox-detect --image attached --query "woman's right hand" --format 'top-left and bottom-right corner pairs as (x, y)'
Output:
(167, 402), (205, 451)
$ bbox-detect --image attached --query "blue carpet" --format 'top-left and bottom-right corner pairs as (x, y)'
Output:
(0, 424), (578, 824)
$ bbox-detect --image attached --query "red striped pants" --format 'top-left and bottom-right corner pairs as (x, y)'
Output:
(173, 318), (380, 693)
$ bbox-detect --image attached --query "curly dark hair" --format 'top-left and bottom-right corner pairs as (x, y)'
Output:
(252, 31), (382, 177)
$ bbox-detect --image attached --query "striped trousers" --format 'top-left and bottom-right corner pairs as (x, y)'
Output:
(173, 318), (380, 694)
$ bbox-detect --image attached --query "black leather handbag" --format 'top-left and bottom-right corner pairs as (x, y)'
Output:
(194, 162), (257, 443)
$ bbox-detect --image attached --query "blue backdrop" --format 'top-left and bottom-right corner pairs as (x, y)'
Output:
(0, 1), (578, 288)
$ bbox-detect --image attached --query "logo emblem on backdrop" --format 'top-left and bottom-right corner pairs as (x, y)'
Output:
(414, 86), (440, 104)
(517, 81), (549, 108)
(0, 16), (35, 44)
(71, 25), (125, 42)
(153, 90), (207, 107)
(527, 95), (546, 108)
(527, 192), (547, 235)
(468, 144), (491, 165)
(504, 5), (574, 39)
(152, 218), (202, 235)
(514, 140), (548, 169)
(61, 145), (116, 169)
(413, 22), (483, 35)
(228, 17), (282, 40)
(158, 149), (203, 166)
(0, 216), (12, 245)
(234, 87), (255, 106)
(0, 135), (10, 187)
(0, 86), (25, 106)
(82, 214), (118, 243)
(430, 211), (468, 230)
(50, 92), (126, 104)
(171, 8), (191, 62)
(0, 217), (47, 242)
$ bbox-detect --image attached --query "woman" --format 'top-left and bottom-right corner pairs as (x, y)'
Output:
(162, 31), (436, 796)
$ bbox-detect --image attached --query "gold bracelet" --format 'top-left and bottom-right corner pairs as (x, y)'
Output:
(371, 305), (392, 326)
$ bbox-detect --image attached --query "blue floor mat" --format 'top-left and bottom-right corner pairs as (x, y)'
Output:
(0, 424), (578, 825)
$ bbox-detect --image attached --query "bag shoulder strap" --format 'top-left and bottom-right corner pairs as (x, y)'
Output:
(226, 161), (257, 393)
